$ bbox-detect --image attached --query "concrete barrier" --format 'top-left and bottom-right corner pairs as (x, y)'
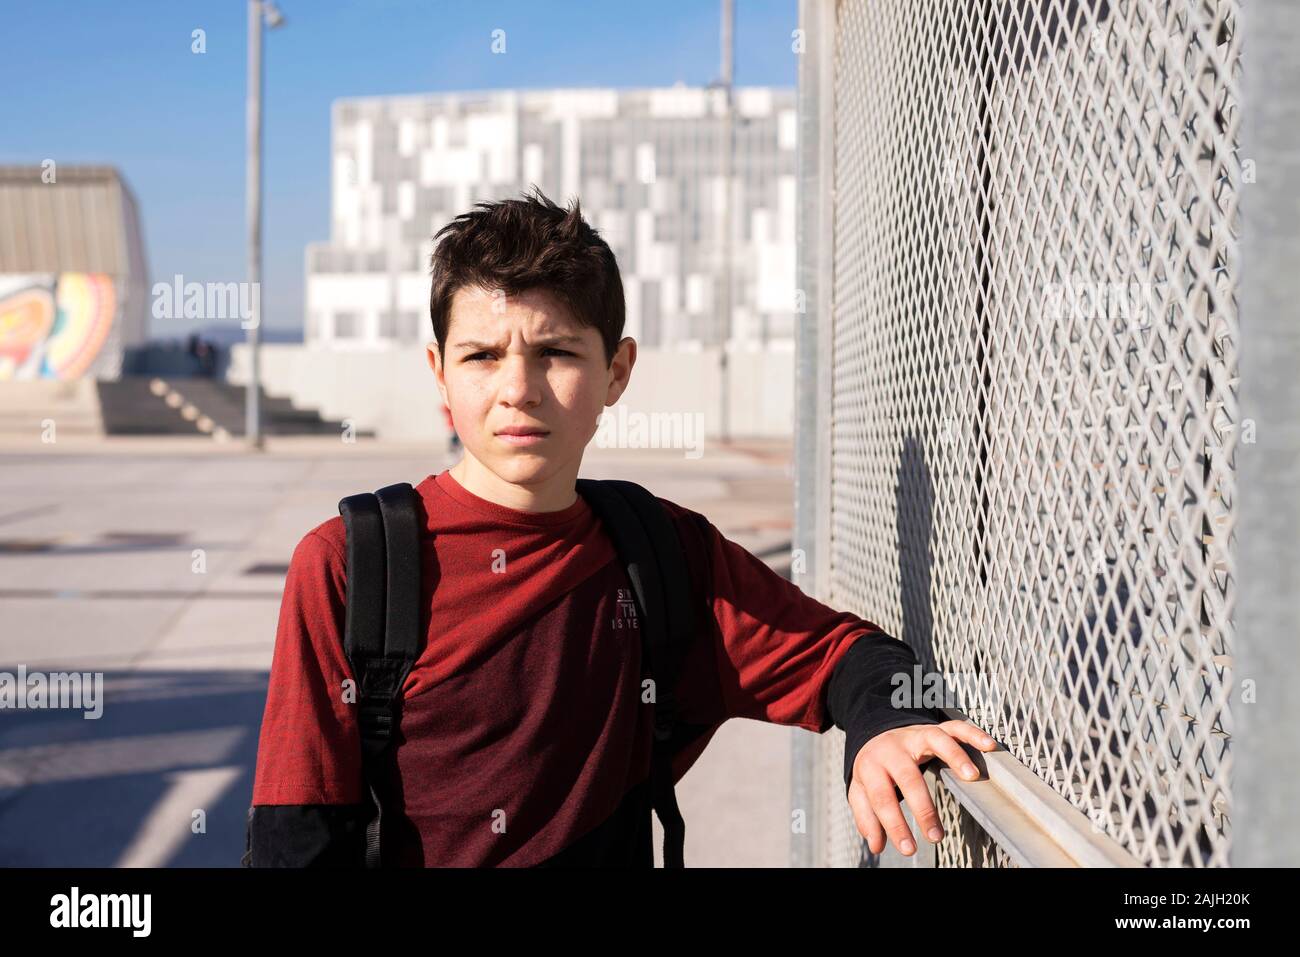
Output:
(0, 379), (103, 440)
(226, 342), (795, 442)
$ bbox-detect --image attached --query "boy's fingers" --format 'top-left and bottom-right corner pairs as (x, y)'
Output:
(920, 726), (984, 782)
(888, 759), (943, 844)
(863, 768), (915, 856)
(941, 719), (998, 751)
(847, 778), (886, 854)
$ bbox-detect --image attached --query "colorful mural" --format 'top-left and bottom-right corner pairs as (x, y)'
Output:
(0, 273), (116, 380)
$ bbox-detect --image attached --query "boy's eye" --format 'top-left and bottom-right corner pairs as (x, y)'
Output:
(464, 348), (572, 362)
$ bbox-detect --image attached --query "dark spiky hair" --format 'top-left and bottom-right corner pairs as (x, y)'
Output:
(428, 184), (625, 366)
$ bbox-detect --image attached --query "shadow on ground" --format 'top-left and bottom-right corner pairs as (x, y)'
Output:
(0, 668), (267, 867)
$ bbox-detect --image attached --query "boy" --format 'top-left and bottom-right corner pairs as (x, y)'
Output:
(246, 186), (996, 867)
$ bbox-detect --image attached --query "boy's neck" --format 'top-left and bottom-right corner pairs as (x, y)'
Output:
(449, 454), (580, 513)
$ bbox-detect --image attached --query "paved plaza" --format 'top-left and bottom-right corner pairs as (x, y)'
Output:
(0, 435), (808, 867)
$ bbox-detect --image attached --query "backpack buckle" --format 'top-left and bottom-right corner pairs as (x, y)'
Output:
(358, 697), (396, 741)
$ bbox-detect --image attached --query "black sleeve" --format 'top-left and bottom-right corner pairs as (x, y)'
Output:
(241, 804), (371, 867)
(824, 632), (948, 796)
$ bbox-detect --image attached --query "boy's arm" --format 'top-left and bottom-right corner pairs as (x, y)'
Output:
(824, 629), (946, 794)
(657, 498), (937, 735)
(658, 498), (997, 858)
(244, 527), (369, 867)
(243, 804), (368, 867)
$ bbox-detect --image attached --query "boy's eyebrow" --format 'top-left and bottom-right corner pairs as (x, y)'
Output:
(453, 334), (586, 351)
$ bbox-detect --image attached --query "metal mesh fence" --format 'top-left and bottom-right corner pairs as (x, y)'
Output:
(809, 0), (1242, 867)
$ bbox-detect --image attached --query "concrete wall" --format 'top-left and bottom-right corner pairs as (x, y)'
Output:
(226, 342), (794, 442)
(0, 378), (103, 439)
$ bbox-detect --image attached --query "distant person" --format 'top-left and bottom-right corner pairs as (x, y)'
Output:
(197, 337), (215, 377)
(243, 186), (997, 867)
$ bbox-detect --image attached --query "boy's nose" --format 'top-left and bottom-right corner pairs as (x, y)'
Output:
(498, 355), (541, 405)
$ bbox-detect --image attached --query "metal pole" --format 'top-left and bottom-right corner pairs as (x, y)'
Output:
(245, 0), (264, 449)
(387, 219), (400, 344)
(1232, 0), (1300, 868)
(718, 0), (733, 445)
(793, 0), (839, 869)
(792, 0), (827, 867)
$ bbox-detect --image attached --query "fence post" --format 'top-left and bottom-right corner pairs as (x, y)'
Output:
(792, 0), (837, 868)
(1232, 0), (1300, 868)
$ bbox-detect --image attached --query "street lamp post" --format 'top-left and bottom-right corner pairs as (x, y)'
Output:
(246, 0), (284, 450)
(718, 0), (734, 446)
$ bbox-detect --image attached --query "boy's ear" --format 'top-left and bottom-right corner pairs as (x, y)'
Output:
(604, 336), (637, 406)
(427, 343), (449, 405)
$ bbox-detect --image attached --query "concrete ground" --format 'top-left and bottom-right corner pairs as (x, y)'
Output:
(0, 434), (812, 867)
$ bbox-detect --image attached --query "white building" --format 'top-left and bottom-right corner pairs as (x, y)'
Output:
(305, 84), (798, 351)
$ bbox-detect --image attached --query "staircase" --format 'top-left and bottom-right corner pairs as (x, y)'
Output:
(96, 377), (369, 437)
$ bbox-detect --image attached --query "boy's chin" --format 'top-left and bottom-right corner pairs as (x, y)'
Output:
(488, 451), (567, 483)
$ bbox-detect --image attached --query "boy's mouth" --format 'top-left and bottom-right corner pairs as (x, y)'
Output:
(495, 425), (550, 446)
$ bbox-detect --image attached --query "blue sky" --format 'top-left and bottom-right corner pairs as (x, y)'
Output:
(1, 0), (799, 339)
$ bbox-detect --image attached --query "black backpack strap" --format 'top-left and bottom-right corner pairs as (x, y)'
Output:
(338, 481), (422, 867)
(575, 478), (691, 867)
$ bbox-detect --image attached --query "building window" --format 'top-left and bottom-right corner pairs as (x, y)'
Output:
(378, 310), (422, 342)
(334, 311), (360, 339)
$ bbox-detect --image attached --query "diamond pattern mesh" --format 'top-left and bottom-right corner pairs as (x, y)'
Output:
(820, 0), (1240, 868)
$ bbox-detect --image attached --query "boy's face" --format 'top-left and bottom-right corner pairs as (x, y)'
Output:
(428, 284), (635, 509)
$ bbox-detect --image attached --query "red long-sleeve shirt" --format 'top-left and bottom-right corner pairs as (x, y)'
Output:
(247, 468), (940, 866)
